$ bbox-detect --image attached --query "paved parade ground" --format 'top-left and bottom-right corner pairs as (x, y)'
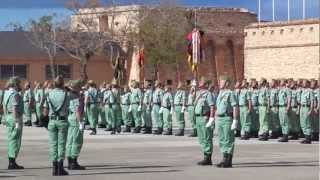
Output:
(0, 126), (319, 180)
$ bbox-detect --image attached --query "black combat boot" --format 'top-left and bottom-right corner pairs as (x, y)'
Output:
(300, 135), (312, 144)
(188, 129), (197, 137)
(110, 128), (116, 135)
(67, 157), (72, 170)
(311, 133), (319, 141)
(175, 129), (184, 136)
(24, 121), (32, 127)
(197, 154), (212, 166)
(162, 129), (172, 135)
(241, 132), (250, 140)
(258, 133), (268, 141)
(142, 127), (152, 134)
(123, 125), (131, 133)
(278, 134), (289, 142)
(57, 160), (69, 176)
(8, 158), (24, 170)
(153, 128), (163, 135)
(222, 154), (233, 168)
(105, 126), (113, 131)
(69, 157), (85, 170)
(216, 153), (227, 168)
(289, 132), (299, 140)
(98, 124), (106, 128)
(52, 161), (58, 176)
(133, 126), (141, 133)
(90, 128), (97, 135)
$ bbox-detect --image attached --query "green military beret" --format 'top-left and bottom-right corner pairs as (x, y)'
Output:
(70, 79), (82, 89)
(219, 75), (231, 82)
(6, 76), (21, 87)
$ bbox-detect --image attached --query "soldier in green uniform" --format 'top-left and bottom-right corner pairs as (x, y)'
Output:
(258, 78), (269, 141)
(249, 79), (260, 138)
(152, 81), (164, 134)
(98, 82), (107, 128)
(34, 82), (45, 127)
(238, 80), (252, 140)
(215, 76), (239, 168)
(299, 79), (314, 144)
(0, 86), (4, 125)
(310, 80), (319, 141)
(142, 82), (153, 134)
(314, 81), (320, 141)
(103, 83), (117, 134)
(43, 76), (70, 176)
(288, 80), (300, 140)
(194, 77), (215, 165)
(121, 85), (132, 132)
(268, 79), (280, 139)
(111, 80), (122, 133)
(277, 79), (292, 142)
(174, 82), (187, 136)
(23, 82), (34, 127)
(66, 80), (85, 170)
(85, 80), (99, 135)
(130, 80), (143, 133)
(187, 83), (197, 137)
(161, 84), (174, 135)
(3, 77), (24, 169)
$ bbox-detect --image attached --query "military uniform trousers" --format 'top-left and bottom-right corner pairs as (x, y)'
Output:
(300, 106), (312, 136)
(6, 113), (23, 158)
(142, 105), (152, 128)
(278, 106), (289, 135)
(23, 102), (32, 123)
(105, 105), (116, 129)
(175, 105), (185, 130)
(217, 116), (235, 155)
(66, 113), (83, 159)
(35, 102), (43, 123)
(311, 112), (319, 134)
(258, 105), (269, 135)
(162, 107), (172, 129)
(250, 106), (259, 134)
(239, 106), (251, 135)
(187, 106), (196, 130)
(121, 104), (132, 127)
(131, 104), (142, 127)
(196, 115), (213, 157)
(114, 104), (122, 127)
(289, 107), (300, 134)
(98, 105), (107, 126)
(48, 118), (68, 161)
(152, 104), (162, 129)
(87, 104), (98, 129)
(269, 107), (280, 133)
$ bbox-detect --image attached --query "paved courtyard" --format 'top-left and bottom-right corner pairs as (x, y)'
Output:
(0, 126), (318, 180)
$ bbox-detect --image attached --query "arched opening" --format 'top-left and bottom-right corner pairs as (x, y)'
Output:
(226, 40), (237, 81)
(206, 39), (218, 83)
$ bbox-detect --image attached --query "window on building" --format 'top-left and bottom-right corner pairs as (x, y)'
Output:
(0, 65), (27, 80)
(45, 64), (72, 80)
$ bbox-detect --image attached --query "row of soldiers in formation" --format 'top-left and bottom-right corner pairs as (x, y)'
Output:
(1, 76), (319, 176)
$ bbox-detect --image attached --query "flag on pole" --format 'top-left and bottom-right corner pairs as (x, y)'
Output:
(186, 29), (204, 73)
(138, 48), (145, 67)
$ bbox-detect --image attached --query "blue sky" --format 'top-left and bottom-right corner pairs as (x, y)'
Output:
(0, 0), (319, 30)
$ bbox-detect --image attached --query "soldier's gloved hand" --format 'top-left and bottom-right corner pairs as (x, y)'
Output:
(170, 108), (174, 115)
(79, 122), (84, 130)
(138, 105), (142, 112)
(206, 117), (215, 128)
(181, 106), (186, 113)
(15, 122), (20, 129)
(231, 119), (238, 131)
(159, 107), (163, 114)
(128, 105), (132, 112)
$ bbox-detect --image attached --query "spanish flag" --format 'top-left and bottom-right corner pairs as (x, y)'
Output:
(187, 29), (204, 73)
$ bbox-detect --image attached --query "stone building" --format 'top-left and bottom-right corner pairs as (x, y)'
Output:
(244, 19), (320, 80)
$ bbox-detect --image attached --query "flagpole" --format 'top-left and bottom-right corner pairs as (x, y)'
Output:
(272, 0), (275, 21)
(288, 0), (290, 22)
(258, 0), (261, 24)
(303, 0), (306, 20)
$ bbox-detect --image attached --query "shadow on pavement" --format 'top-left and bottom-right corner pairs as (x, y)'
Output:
(234, 160), (319, 168)
(85, 165), (172, 170)
(70, 169), (181, 176)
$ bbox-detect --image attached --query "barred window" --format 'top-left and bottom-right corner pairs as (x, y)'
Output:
(45, 64), (72, 80)
(0, 64), (27, 80)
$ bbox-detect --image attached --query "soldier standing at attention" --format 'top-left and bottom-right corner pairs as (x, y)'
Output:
(310, 79), (319, 141)
(238, 80), (252, 140)
(85, 80), (99, 135)
(215, 76), (239, 168)
(174, 82), (187, 136)
(142, 82), (153, 134)
(98, 82), (107, 129)
(23, 82), (34, 127)
(66, 80), (85, 171)
(194, 77), (215, 165)
(103, 83), (117, 134)
(268, 79), (280, 139)
(130, 80), (143, 133)
(187, 83), (197, 137)
(161, 84), (174, 135)
(34, 82), (45, 127)
(152, 81), (164, 135)
(288, 80), (300, 140)
(278, 79), (292, 142)
(3, 77), (24, 169)
(0, 85), (4, 125)
(250, 79), (260, 138)
(299, 79), (314, 144)
(43, 76), (70, 176)
(258, 78), (269, 141)
(111, 80), (122, 133)
(121, 85), (132, 132)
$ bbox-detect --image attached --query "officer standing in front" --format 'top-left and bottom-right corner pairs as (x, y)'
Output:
(66, 80), (85, 170)
(43, 76), (70, 176)
(194, 77), (215, 166)
(3, 77), (24, 169)
(215, 76), (239, 168)
(174, 82), (187, 136)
